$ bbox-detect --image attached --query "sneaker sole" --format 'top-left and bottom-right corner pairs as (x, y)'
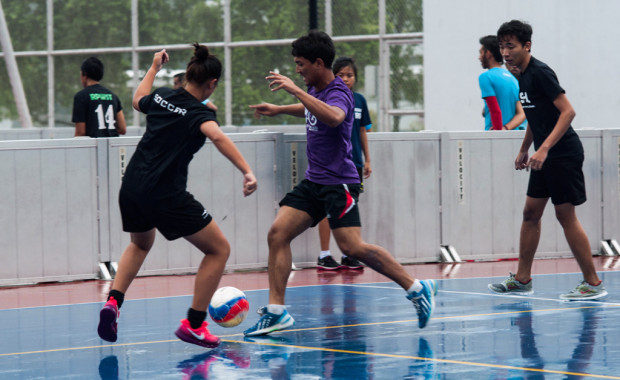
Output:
(98, 307), (118, 342)
(175, 328), (221, 348)
(341, 265), (364, 270)
(244, 316), (295, 337)
(559, 290), (608, 301)
(487, 284), (533, 296)
(317, 266), (341, 271)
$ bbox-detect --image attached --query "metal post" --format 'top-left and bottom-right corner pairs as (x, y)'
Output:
(47, 0), (54, 128)
(0, 0), (33, 128)
(378, 0), (388, 131)
(309, 0), (318, 30)
(223, 0), (232, 126)
(131, 0), (140, 128)
(324, 0), (332, 35)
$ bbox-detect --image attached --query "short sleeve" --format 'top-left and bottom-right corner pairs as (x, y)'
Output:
(535, 65), (565, 102)
(478, 72), (496, 98)
(358, 95), (372, 128)
(71, 92), (87, 123)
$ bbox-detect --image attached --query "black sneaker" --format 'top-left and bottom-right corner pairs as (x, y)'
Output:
(341, 256), (364, 270)
(317, 255), (341, 270)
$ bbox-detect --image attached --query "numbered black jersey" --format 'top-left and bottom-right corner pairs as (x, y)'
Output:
(72, 84), (123, 137)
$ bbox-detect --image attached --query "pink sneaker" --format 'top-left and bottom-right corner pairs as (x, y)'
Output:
(98, 297), (120, 342)
(175, 319), (220, 348)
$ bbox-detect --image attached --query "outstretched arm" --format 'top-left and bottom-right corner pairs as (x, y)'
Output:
(133, 49), (169, 111)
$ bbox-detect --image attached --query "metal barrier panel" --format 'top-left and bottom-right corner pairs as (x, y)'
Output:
(601, 129), (620, 240)
(0, 139), (100, 285)
(440, 130), (603, 260)
(0, 130), (617, 285)
(106, 133), (281, 275)
(0, 126), (144, 141)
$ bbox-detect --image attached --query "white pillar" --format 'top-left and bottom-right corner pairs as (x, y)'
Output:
(0, 0), (33, 128)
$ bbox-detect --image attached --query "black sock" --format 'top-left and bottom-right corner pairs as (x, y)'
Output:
(187, 308), (207, 330)
(108, 290), (125, 309)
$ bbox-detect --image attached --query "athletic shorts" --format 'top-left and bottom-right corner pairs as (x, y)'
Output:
(279, 179), (361, 229)
(526, 155), (586, 206)
(119, 187), (212, 241)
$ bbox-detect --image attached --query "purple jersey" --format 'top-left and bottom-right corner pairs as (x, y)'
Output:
(305, 77), (359, 185)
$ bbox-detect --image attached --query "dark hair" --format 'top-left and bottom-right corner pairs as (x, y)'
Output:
(479, 35), (503, 64)
(185, 43), (222, 86)
(497, 20), (533, 46)
(332, 56), (357, 79)
(291, 30), (335, 68)
(173, 72), (185, 81)
(81, 57), (104, 81)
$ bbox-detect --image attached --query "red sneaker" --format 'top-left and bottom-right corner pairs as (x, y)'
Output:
(98, 297), (120, 342)
(175, 319), (220, 348)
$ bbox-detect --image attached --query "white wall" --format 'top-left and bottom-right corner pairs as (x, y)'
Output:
(424, 0), (620, 131)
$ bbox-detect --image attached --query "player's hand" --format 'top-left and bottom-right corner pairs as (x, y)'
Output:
(266, 71), (302, 96)
(527, 149), (547, 171)
(152, 49), (169, 72)
(363, 162), (372, 178)
(243, 172), (257, 197)
(249, 103), (279, 118)
(515, 151), (529, 171)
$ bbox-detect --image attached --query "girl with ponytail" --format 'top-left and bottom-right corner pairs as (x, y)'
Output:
(97, 45), (257, 348)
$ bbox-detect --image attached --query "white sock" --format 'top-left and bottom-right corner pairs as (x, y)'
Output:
(341, 254), (348, 259)
(267, 304), (285, 315)
(319, 250), (331, 259)
(407, 280), (423, 294)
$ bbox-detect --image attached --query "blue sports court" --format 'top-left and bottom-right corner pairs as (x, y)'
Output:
(1, 259), (619, 379)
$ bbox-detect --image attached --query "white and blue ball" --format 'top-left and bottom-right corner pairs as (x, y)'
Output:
(208, 286), (249, 327)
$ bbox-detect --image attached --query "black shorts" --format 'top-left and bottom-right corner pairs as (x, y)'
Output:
(119, 187), (212, 241)
(527, 155), (586, 206)
(279, 179), (361, 229)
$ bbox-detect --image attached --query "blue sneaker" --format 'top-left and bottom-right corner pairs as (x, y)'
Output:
(406, 280), (437, 328)
(243, 306), (295, 336)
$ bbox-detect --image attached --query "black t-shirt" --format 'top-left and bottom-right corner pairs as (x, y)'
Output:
(72, 84), (123, 137)
(518, 56), (583, 159)
(122, 87), (217, 199)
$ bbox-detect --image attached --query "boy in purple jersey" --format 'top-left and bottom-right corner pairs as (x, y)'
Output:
(243, 31), (437, 336)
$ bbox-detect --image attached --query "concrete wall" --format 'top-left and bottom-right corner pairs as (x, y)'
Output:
(424, 0), (620, 132)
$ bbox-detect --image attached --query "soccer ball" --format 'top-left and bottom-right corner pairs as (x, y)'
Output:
(208, 286), (250, 327)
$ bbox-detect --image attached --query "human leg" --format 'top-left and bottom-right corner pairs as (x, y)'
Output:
(174, 221), (230, 348)
(109, 230), (157, 293)
(515, 196), (548, 282)
(331, 227), (436, 328)
(244, 206), (312, 336)
(488, 196), (547, 295)
(553, 203), (607, 300)
(317, 218), (341, 269)
(98, 230), (156, 342)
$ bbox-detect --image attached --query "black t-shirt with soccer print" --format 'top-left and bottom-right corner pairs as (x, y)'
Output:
(122, 87), (218, 199)
(72, 84), (123, 137)
(518, 56), (583, 159)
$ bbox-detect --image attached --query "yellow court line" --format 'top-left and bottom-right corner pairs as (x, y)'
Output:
(1, 304), (608, 356)
(2, 304), (617, 379)
(222, 304), (613, 337)
(230, 339), (620, 379)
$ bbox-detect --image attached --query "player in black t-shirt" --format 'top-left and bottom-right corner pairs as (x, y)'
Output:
(97, 45), (257, 348)
(488, 20), (607, 301)
(72, 57), (127, 137)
